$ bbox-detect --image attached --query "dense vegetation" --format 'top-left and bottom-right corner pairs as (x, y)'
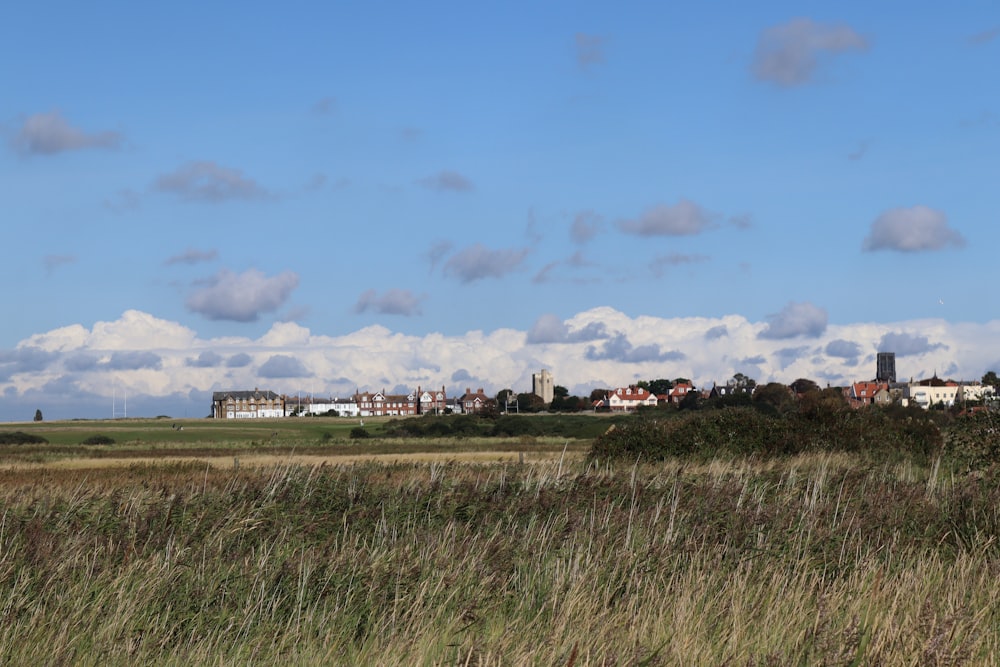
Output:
(380, 413), (631, 440)
(0, 456), (998, 663)
(591, 394), (1000, 472)
(0, 431), (49, 445)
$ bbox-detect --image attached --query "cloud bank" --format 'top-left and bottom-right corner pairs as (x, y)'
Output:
(4, 307), (998, 420)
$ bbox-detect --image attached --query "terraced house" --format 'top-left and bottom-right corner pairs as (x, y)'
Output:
(212, 390), (285, 419)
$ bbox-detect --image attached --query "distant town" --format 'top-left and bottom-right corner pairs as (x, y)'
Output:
(211, 353), (999, 419)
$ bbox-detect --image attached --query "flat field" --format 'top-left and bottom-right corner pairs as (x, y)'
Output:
(0, 417), (997, 664)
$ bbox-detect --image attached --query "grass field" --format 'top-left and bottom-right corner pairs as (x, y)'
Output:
(0, 416), (998, 664)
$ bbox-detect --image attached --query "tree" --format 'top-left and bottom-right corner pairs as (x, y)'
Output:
(982, 371), (999, 391)
(678, 389), (701, 410)
(646, 378), (674, 396)
(754, 382), (794, 415)
(789, 378), (820, 395)
(496, 389), (516, 412)
(33, 409), (43, 422)
(589, 388), (611, 403)
(516, 392), (546, 413)
(553, 385), (569, 399)
(730, 373), (756, 390)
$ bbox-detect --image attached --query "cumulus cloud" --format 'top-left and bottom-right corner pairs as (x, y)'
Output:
(585, 334), (686, 364)
(752, 18), (869, 87)
(526, 314), (609, 344)
(353, 289), (425, 316)
(705, 325), (729, 340)
(186, 268), (300, 322)
(0, 347), (58, 380)
(186, 351), (223, 368)
(153, 161), (269, 203)
(774, 346), (810, 370)
(575, 33), (605, 70)
(5, 306), (1000, 421)
(443, 244), (529, 283)
(759, 301), (828, 339)
(862, 206), (965, 252)
(165, 248), (218, 266)
(258, 355), (311, 379)
(226, 353), (252, 368)
(825, 339), (862, 359)
(617, 200), (715, 236)
(105, 351), (162, 371)
(10, 111), (122, 155)
(570, 210), (603, 244)
(878, 332), (946, 357)
(416, 170), (474, 193)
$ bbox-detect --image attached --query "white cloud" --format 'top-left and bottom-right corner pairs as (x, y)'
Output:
(186, 269), (300, 322)
(879, 332), (946, 357)
(752, 18), (869, 87)
(10, 111), (122, 155)
(825, 339), (862, 359)
(759, 301), (828, 339)
(353, 289), (425, 316)
(153, 161), (269, 203)
(443, 244), (529, 283)
(863, 206), (965, 252)
(526, 314), (609, 344)
(4, 308), (1000, 420)
(617, 200), (715, 236)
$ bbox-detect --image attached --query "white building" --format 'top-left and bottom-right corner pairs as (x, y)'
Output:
(606, 386), (658, 412)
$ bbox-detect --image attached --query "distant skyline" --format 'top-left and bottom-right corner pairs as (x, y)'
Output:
(2, 3), (998, 420)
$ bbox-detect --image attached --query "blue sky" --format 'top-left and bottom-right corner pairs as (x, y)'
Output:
(2, 2), (998, 420)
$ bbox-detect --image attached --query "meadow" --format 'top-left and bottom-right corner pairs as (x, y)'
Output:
(0, 414), (998, 664)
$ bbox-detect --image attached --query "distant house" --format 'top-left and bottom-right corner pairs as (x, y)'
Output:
(459, 387), (493, 414)
(848, 382), (891, 408)
(354, 390), (418, 417)
(606, 386), (658, 412)
(708, 383), (754, 400)
(668, 383), (695, 405)
(212, 389), (285, 419)
(417, 386), (448, 415)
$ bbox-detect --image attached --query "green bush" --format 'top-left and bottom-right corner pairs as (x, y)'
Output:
(0, 431), (49, 445)
(81, 435), (115, 445)
(590, 405), (946, 463)
(349, 427), (369, 439)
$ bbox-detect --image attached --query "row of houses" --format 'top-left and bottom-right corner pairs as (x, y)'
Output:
(211, 386), (493, 419)
(211, 375), (997, 420)
(846, 376), (995, 410)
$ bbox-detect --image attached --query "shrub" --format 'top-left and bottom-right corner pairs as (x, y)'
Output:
(350, 427), (369, 439)
(81, 435), (115, 445)
(0, 431), (49, 445)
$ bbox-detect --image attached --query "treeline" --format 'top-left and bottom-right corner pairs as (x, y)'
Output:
(591, 390), (1000, 471)
(381, 414), (630, 440)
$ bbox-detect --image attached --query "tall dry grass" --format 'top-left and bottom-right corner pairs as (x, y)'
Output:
(0, 454), (996, 664)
